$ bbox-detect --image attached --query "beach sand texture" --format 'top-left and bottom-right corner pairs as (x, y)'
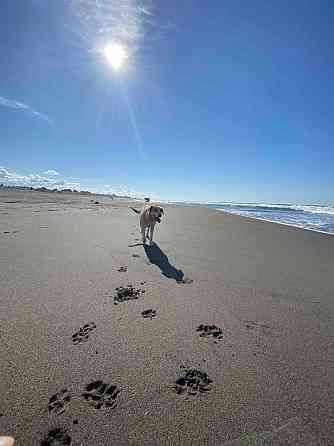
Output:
(1, 189), (334, 445)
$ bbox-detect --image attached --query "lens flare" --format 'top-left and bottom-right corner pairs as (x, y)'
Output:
(103, 43), (127, 70)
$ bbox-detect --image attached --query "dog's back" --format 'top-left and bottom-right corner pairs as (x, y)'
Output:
(139, 205), (154, 226)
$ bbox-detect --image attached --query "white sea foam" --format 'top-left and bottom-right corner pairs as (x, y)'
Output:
(292, 205), (334, 215)
(215, 210), (334, 236)
(212, 202), (334, 216)
(215, 206), (334, 236)
(160, 200), (334, 234)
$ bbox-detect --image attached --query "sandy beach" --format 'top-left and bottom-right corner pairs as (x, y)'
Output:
(1, 189), (334, 445)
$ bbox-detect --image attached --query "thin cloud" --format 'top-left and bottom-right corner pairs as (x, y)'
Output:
(0, 97), (29, 110)
(67, 0), (173, 56)
(0, 96), (53, 125)
(44, 170), (60, 176)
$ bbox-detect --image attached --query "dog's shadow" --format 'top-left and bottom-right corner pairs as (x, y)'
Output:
(144, 243), (184, 283)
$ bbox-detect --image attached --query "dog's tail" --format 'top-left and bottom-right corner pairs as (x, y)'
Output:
(130, 207), (140, 214)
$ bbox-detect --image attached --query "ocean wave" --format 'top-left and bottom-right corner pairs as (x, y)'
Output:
(215, 206), (334, 236)
(215, 202), (334, 216)
(167, 200), (334, 217)
(292, 205), (334, 215)
(215, 209), (334, 236)
(165, 200), (334, 235)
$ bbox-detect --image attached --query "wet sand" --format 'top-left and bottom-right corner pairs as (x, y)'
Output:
(1, 189), (334, 445)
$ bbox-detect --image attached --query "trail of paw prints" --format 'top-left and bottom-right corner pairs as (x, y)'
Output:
(72, 322), (96, 344)
(174, 367), (213, 396)
(197, 324), (223, 342)
(244, 320), (276, 335)
(3, 230), (19, 235)
(82, 380), (121, 409)
(48, 389), (71, 415)
(141, 309), (157, 319)
(114, 284), (145, 305)
(118, 266), (127, 272)
(41, 428), (71, 445)
(243, 320), (277, 356)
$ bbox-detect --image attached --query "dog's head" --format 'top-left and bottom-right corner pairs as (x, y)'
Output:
(149, 206), (164, 223)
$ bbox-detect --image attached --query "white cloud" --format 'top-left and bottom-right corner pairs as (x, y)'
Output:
(0, 167), (79, 190)
(0, 96), (53, 125)
(101, 184), (149, 198)
(0, 167), (149, 198)
(43, 170), (60, 176)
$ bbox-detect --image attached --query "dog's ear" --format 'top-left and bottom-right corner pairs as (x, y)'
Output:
(160, 208), (164, 214)
(148, 205), (153, 214)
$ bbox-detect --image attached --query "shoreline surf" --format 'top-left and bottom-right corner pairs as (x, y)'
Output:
(165, 201), (334, 236)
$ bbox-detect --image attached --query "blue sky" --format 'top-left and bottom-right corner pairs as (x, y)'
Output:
(1, 0), (334, 203)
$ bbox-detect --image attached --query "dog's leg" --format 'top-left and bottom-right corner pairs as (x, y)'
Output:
(149, 224), (154, 246)
(141, 225), (146, 244)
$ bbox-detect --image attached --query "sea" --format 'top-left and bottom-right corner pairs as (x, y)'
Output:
(171, 202), (334, 236)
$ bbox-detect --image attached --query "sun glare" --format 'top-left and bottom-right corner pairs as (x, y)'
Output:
(103, 43), (127, 71)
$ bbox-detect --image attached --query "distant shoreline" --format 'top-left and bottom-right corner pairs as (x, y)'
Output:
(0, 183), (136, 200)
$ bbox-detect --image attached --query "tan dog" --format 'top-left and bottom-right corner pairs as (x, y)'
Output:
(130, 205), (164, 246)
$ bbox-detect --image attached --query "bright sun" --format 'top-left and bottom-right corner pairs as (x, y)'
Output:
(103, 43), (127, 71)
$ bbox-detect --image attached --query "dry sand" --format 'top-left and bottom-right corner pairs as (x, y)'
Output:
(1, 189), (334, 445)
